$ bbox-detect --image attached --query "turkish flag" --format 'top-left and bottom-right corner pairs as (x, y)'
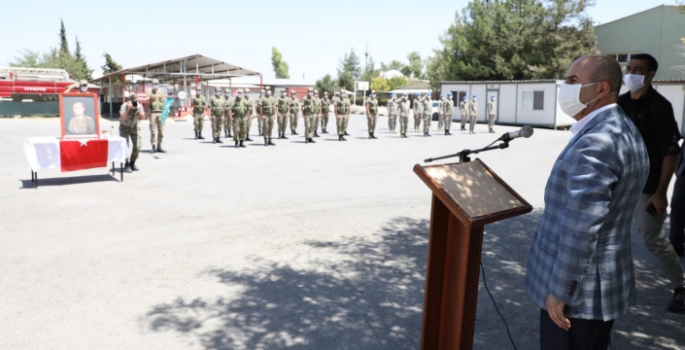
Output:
(60, 139), (109, 172)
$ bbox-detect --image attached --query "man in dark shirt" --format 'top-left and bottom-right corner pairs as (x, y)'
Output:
(671, 145), (685, 256)
(617, 53), (685, 314)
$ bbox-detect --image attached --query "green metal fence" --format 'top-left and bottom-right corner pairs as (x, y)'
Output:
(0, 102), (60, 117)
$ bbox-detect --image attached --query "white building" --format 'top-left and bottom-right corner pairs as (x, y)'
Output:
(441, 79), (685, 135)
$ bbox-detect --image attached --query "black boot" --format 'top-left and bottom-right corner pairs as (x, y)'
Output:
(323, 129), (328, 134)
(239, 141), (246, 148)
(341, 135), (347, 141)
(344, 131), (349, 136)
(314, 132), (320, 138)
(292, 129), (297, 135)
(446, 130), (452, 135)
(212, 137), (217, 144)
(309, 138), (316, 143)
(245, 136), (253, 141)
(371, 133), (377, 139)
(157, 144), (166, 153)
(339, 135), (343, 141)
(130, 162), (139, 171)
(198, 133), (205, 140)
(282, 133), (288, 139)
(264, 138), (268, 146)
(216, 138), (223, 144)
(151, 145), (156, 154)
(195, 132), (199, 140)
(124, 161), (132, 173)
(305, 138), (309, 144)
(268, 138), (276, 146)
(235, 141), (239, 148)
(369, 133), (372, 139)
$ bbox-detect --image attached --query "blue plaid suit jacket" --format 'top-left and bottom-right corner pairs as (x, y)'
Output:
(525, 105), (650, 321)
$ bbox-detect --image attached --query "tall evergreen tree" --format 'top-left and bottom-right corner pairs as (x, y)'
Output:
(360, 56), (378, 82)
(59, 19), (71, 63)
(271, 47), (290, 79)
(336, 49), (362, 91)
(72, 37), (93, 80)
(101, 52), (122, 74)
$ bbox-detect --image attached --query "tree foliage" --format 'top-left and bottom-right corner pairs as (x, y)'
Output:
(72, 38), (93, 80)
(315, 74), (336, 94)
(10, 49), (60, 68)
(380, 60), (405, 72)
(430, 0), (597, 85)
(402, 52), (425, 79)
(360, 55), (379, 82)
(271, 47), (290, 79)
(337, 49), (362, 91)
(387, 76), (409, 90)
(101, 52), (122, 74)
(370, 77), (390, 91)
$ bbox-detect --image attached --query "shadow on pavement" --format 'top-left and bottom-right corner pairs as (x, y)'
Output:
(19, 174), (119, 189)
(142, 212), (684, 350)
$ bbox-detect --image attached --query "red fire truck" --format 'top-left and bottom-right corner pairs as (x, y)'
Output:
(0, 67), (99, 101)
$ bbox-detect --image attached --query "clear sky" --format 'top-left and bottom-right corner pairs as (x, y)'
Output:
(0, 0), (675, 81)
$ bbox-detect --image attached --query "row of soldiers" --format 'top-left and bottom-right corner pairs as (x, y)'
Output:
(190, 86), (353, 147)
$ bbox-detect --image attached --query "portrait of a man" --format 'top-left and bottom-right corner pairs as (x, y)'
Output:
(60, 94), (100, 138)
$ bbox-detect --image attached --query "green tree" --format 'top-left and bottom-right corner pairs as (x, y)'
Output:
(402, 52), (424, 79)
(72, 37), (93, 80)
(360, 55), (379, 82)
(101, 52), (122, 74)
(315, 74), (336, 95)
(337, 49), (362, 91)
(387, 76), (409, 90)
(370, 77), (390, 91)
(9, 49), (60, 68)
(59, 19), (71, 63)
(271, 47), (290, 79)
(380, 60), (405, 71)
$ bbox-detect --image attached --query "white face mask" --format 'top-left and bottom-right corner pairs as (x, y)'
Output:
(309, 92), (313, 96)
(80, 86), (88, 92)
(342, 94), (347, 98)
(623, 74), (645, 92)
(153, 85), (159, 89)
(558, 83), (599, 117)
(237, 94), (243, 98)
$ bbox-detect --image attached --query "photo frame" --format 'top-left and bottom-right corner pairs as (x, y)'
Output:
(59, 93), (100, 138)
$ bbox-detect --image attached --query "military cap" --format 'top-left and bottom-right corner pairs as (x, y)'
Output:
(264, 86), (271, 90)
(79, 79), (88, 85)
(403, 92), (408, 96)
(224, 88), (231, 92)
(371, 90), (376, 94)
(472, 94), (477, 98)
(151, 79), (159, 84)
(291, 90), (296, 93)
(260, 89), (265, 93)
(245, 88), (250, 92)
(447, 92), (452, 96)
(323, 91), (328, 94)
(129, 93), (137, 100)
(308, 87), (314, 92)
(440, 94), (445, 98)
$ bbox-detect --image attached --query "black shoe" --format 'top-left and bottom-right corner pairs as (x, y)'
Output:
(292, 130), (298, 135)
(157, 144), (166, 153)
(369, 133), (372, 139)
(151, 145), (156, 154)
(371, 133), (377, 139)
(447, 130), (452, 135)
(282, 134), (288, 139)
(342, 136), (347, 141)
(461, 127), (466, 131)
(323, 130), (328, 134)
(212, 138), (217, 144)
(305, 138), (309, 144)
(239, 141), (246, 148)
(344, 132), (350, 136)
(264, 138), (269, 146)
(130, 162), (139, 171)
(339, 135), (343, 141)
(235, 141), (239, 148)
(667, 288), (685, 314)
(228, 132), (232, 138)
(245, 136), (253, 141)
(309, 138), (316, 143)
(314, 133), (320, 138)
(195, 133), (199, 140)
(216, 138), (223, 144)
(124, 162), (132, 173)
(268, 139), (276, 146)
(198, 134), (205, 140)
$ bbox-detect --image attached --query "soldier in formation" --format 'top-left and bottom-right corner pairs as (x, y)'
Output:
(387, 92), (398, 133)
(334, 90), (351, 141)
(223, 88), (234, 138)
(289, 90), (300, 135)
(313, 91), (322, 137)
(365, 90), (379, 139)
(256, 89), (265, 136)
(119, 93), (145, 173)
(259, 86), (277, 146)
(422, 92), (433, 137)
(301, 87), (319, 143)
(413, 92), (423, 132)
(147, 79), (167, 153)
(244, 89), (254, 141)
(487, 95), (497, 133)
(442, 92), (454, 135)
(459, 96), (469, 131)
(468, 94), (478, 134)
(229, 89), (250, 148)
(398, 92), (411, 138)
(320, 91), (331, 134)
(209, 89), (224, 144)
(277, 89), (290, 139)
(438, 94), (445, 131)
(191, 87), (207, 140)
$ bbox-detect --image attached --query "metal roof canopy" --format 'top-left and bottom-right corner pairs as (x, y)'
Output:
(93, 54), (261, 84)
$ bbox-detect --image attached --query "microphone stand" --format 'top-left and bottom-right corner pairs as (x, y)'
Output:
(424, 140), (510, 163)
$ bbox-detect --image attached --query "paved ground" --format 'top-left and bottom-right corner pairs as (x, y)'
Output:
(1, 116), (683, 350)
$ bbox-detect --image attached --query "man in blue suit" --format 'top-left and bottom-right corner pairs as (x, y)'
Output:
(525, 55), (650, 350)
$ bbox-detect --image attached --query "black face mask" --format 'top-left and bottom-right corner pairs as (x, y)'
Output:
(132, 101), (138, 107)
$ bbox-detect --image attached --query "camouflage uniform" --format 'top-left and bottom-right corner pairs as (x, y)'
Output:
(231, 93), (251, 146)
(256, 90), (265, 136)
(191, 92), (207, 139)
(223, 89), (235, 138)
(313, 92), (322, 137)
(387, 95), (398, 133)
(209, 92), (224, 143)
(413, 95), (424, 132)
(244, 90), (254, 140)
(437, 97), (445, 131)
(277, 92), (290, 138)
(487, 97), (497, 133)
(119, 94), (144, 172)
(289, 93), (300, 135)
(422, 95), (433, 136)
(459, 99), (469, 130)
(320, 93), (331, 133)
(398, 95), (411, 137)
(334, 92), (351, 141)
(443, 95), (454, 134)
(147, 80), (166, 150)
(366, 92), (379, 138)
(301, 89), (319, 143)
(468, 97), (478, 134)
(259, 88), (277, 145)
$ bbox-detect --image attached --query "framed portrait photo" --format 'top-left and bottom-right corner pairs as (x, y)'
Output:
(59, 93), (101, 138)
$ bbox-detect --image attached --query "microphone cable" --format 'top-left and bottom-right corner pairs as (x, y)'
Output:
(480, 260), (518, 350)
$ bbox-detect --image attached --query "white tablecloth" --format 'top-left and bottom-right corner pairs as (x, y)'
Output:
(23, 136), (129, 172)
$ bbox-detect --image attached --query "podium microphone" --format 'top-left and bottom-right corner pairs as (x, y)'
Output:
(498, 125), (534, 142)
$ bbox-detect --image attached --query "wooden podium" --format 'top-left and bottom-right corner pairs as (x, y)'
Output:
(414, 159), (532, 350)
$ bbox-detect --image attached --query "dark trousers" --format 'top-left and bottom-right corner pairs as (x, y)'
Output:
(670, 174), (685, 250)
(540, 309), (614, 350)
